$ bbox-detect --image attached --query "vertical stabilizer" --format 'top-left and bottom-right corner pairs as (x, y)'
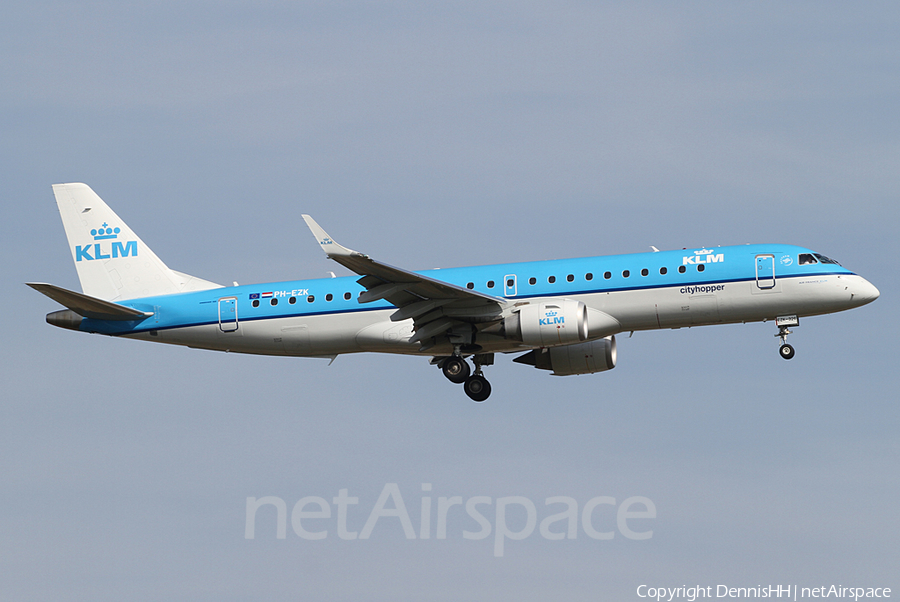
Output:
(52, 183), (221, 301)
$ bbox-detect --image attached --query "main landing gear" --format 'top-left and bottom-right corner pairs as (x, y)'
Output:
(441, 356), (470, 383)
(774, 315), (799, 360)
(463, 374), (491, 402)
(439, 352), (493, 402)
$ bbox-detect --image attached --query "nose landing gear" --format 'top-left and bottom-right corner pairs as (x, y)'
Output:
(778, 341), (795, 360)
(774, 315), (799, 360)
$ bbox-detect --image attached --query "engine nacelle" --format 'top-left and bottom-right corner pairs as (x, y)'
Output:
(509, 300), (588, 346)
(498, 300), (620, 347)
(514, 336), (617, 376)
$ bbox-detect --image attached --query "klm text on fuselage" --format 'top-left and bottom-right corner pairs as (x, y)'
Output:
(682, 253), (724, 265)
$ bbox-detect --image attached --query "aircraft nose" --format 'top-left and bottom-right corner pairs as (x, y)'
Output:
(855, 277), (880, 305)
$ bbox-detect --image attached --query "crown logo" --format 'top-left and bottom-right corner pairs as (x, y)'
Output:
(694, 248), (713, 255)
(91, 222), (120, 240)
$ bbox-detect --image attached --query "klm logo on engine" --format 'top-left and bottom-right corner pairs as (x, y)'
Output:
(539, 310), (565, 326)
(683, 248), (724, 265)
(75, 223), (138, 262)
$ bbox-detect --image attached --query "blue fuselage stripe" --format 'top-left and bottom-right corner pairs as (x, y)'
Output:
(81, 244), (852, 335)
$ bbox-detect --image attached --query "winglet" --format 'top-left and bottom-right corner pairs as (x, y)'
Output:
(301, 215), (364, 258)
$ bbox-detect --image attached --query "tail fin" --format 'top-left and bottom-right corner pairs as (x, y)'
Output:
(52, 183), (222, 301)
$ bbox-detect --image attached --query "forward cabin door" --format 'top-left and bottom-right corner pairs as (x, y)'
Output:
(755, 254), (775, 289)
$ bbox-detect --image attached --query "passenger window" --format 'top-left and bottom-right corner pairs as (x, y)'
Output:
(344, 292), (351, 300)
(529, 277), (536, 285)
(252, 299), (260, 308)
(487, 280), (495, 288)
(548, 276), (556, 284)
(566, 274), (574, 282)
(622, 270), (630, 278)
(641, 268), (648, 276)
(289, 297), (296, 304)
(307, 295), (315, 303)
(660, 267), (667, 275)
(697, 264), (705, 272)
(604, 272), (611, 279)
(271, 298), (278, 306)
(506, 279), (514, 287)
(325, 294), (333, 301)
(466, 282), (474, 289)
(678, 266), (686, 274)
(585, 273), (593, 281)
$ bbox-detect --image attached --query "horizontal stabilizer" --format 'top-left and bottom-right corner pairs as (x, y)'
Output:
(26, 283), (153, 321)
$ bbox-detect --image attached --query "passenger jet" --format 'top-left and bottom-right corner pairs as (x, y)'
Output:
(29, 183), (880, 401)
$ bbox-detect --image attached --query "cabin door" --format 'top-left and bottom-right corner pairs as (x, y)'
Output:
(755, 255), (775, 289)
(218, 297), (239, 332)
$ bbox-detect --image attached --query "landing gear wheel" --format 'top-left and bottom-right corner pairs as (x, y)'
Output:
(464, 374), (491, 402)
(775, 322), (797, 360)
(442, 356), (470, 384)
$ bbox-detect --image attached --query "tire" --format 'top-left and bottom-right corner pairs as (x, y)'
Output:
(779, 344), (795, 360)
(464, 375), (492, 402)
(442, 356), (470, 383)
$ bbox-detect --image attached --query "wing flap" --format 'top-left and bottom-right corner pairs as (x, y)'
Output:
(409, 318), (458, 344)
(390, 299), (453, 322)
(358, 282), (416, 304)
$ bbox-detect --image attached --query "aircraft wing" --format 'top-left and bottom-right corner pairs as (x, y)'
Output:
(302, 215), (506, 347)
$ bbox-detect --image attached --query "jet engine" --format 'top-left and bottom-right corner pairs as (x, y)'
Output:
(497, 300), (620, 347)
(513, 336), (617, 376)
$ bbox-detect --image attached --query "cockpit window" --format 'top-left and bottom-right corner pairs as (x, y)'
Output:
(798, 253), (818, 265)
(813, 253), (841, 266)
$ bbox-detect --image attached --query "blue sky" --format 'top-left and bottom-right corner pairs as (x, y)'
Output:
(2, 2), (898, 600)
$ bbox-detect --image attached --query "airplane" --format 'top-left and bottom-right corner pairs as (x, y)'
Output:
(29, 183), (880, 402)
